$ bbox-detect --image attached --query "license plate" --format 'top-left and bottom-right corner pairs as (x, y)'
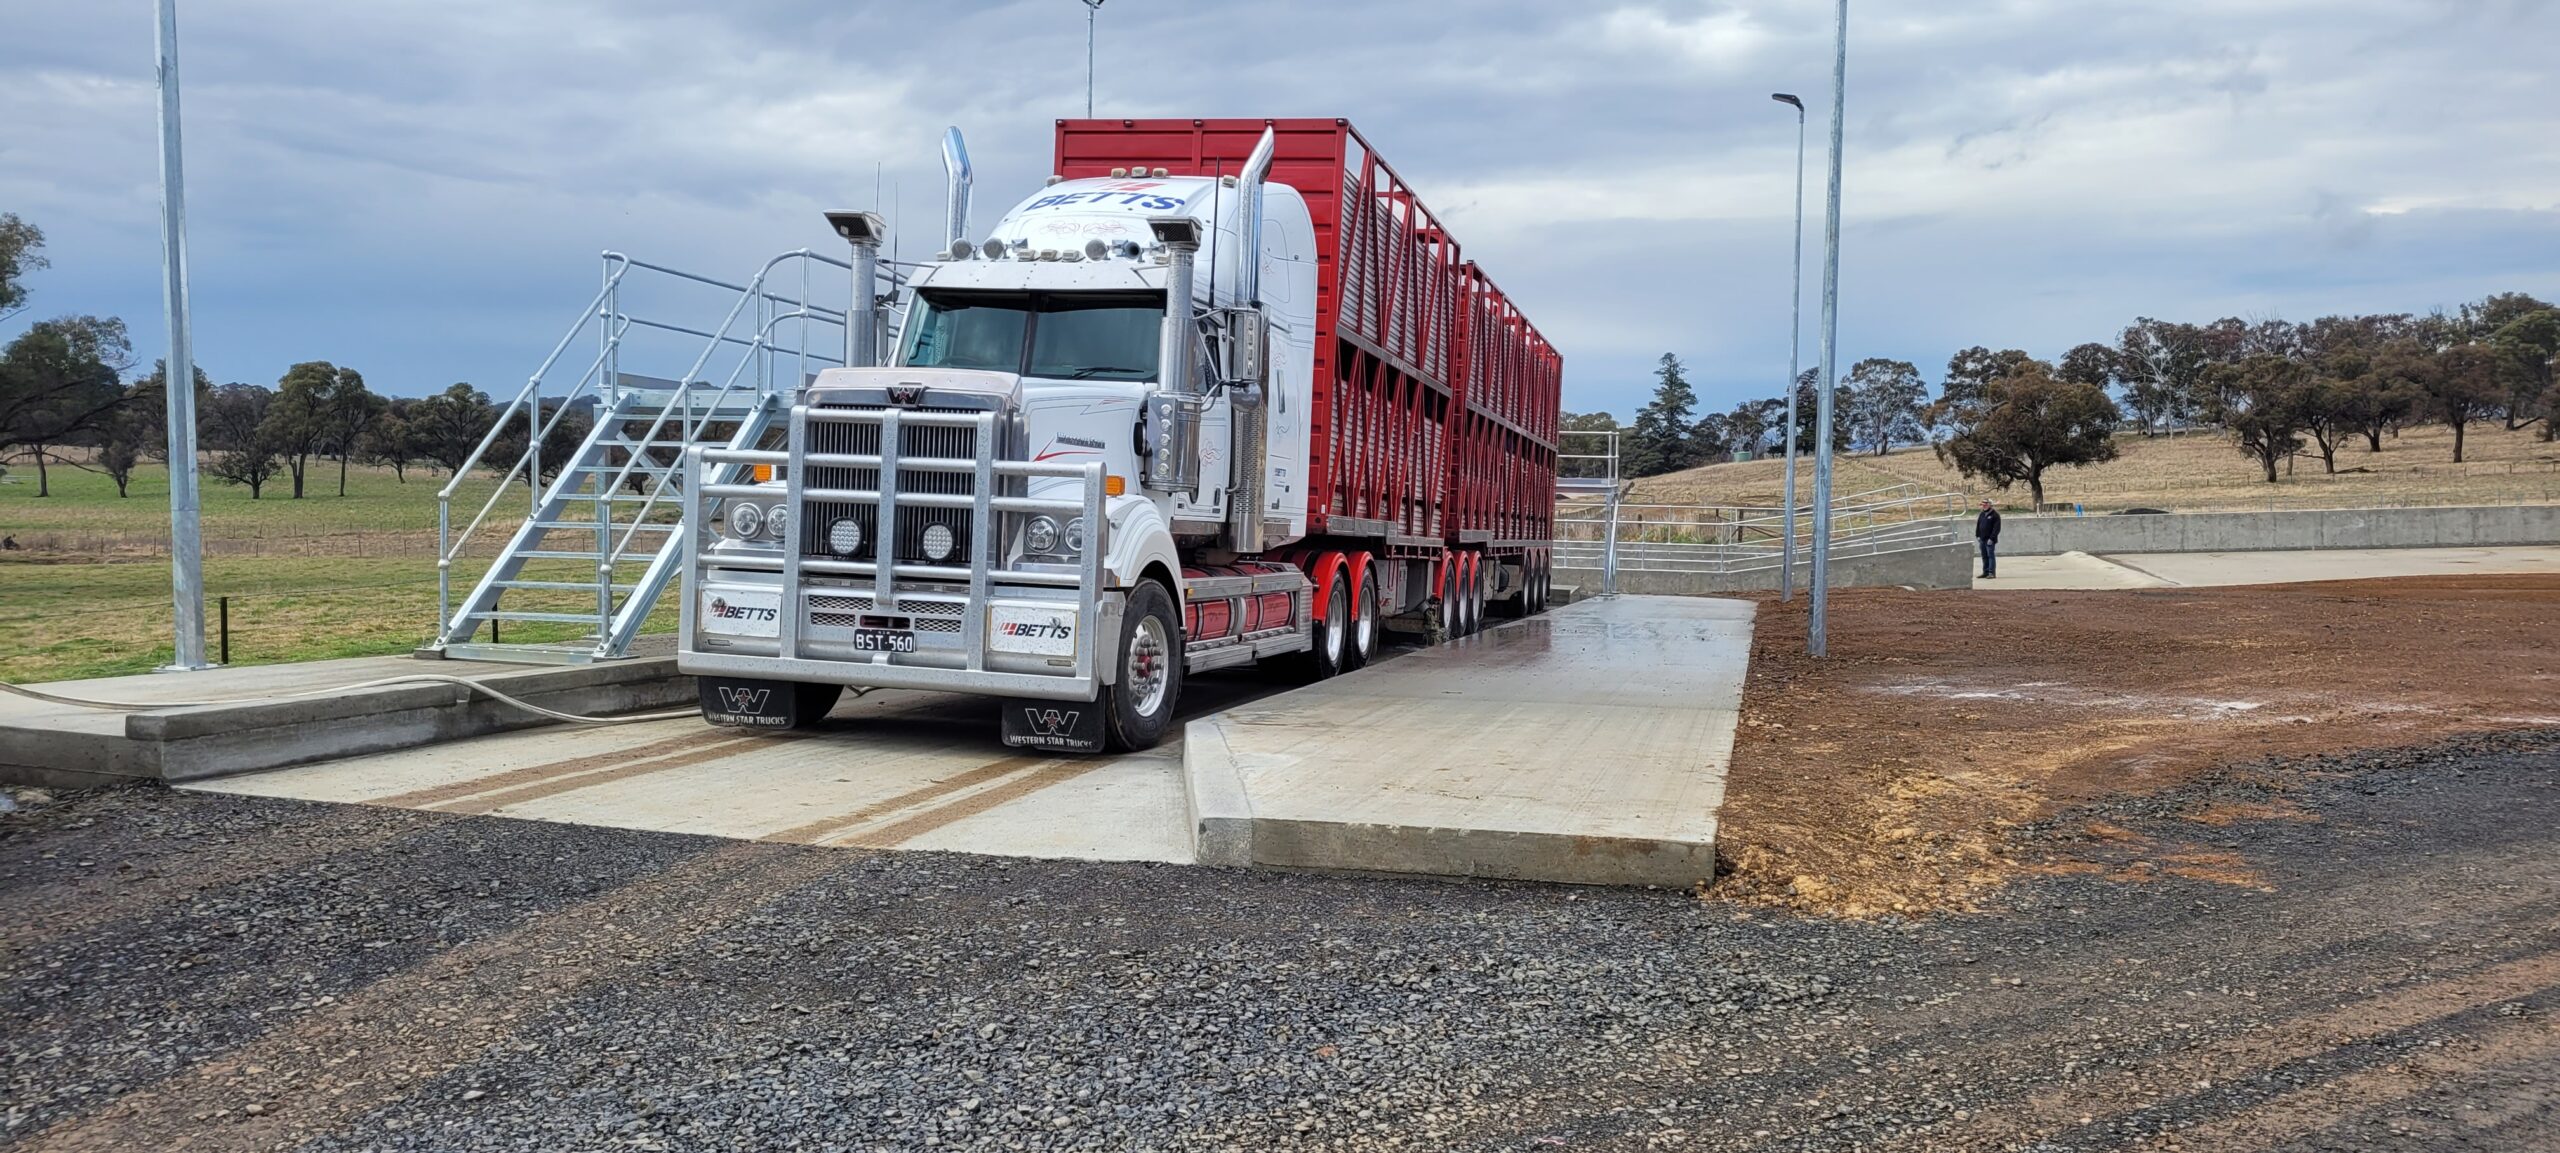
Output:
(852, 628), (916, 653)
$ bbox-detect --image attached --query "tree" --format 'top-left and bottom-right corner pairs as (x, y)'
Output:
(2420, 344), (2505, 463)
(261, 361), (367, 498)
(409, 383), (496, 475)
(1782, 368), (1854, 456)
(203, 383), (285, 499)
(360, 399), (419, 482)
(134, 360), (215, 463)
(1938, 347), (2038, 412)
(2200, 354), (2312, 483)
(2112, 319), (2207, 435)
(94, 382), (166, 497)
(0, 315), (132, 496)
(2056, 343), (2116, 389)
(2488, 309), (2559, 435)
(1625, 353), (1703, 477)
(322, 372), (388, 495)
(0, 214), (45, 322)
(1723, 397), (1781, 460)
(487, 400), (592, 486)
(1934, 366), (2121, 508)
(1842, 358), (1926, 455)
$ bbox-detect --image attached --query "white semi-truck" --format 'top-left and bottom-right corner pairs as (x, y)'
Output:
(680, 118), (1561, 752)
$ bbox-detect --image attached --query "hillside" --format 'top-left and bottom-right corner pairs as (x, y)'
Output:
(1624, 422), (2560, 512)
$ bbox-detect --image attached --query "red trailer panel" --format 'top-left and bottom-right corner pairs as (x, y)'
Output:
(1054, 118), (1557, 553)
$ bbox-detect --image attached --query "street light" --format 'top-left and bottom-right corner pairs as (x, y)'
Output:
(1771, 92), (1806, 604)
(1809, 0), (1849, 658)
(1080, 0), (1105, 118)
(156, 0), (209, 670)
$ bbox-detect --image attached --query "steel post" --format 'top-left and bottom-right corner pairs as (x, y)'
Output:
(155, 0), (209, 670)
(1809, 0), (1848, 658)
(1781, 100), (1806, 603)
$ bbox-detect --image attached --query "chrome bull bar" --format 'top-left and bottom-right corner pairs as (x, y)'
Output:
(681, 405), (1112, 700)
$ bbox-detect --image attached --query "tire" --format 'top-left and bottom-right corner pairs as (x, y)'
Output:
(1452, 556), (1477, 638)
(794, 681), (844, 728)
(1103, 581), (1184, 752)
(1298, 568), (1354, 680)
(1345, 565), (1381, 670)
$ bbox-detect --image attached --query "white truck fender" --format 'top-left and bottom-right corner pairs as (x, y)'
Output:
(1103, 495), (1183, 595)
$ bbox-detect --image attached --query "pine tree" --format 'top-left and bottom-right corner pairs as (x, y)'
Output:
(1627, 353), (1702, 477)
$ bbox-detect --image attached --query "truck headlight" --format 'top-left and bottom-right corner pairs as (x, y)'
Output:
(764, 505), (789, 542)
(827, 517), (864, 555)
(1065, 516), (1088, 554)
(726, 501), (764, 540)
(1025, 516), (1061, 554)
(921, 523), (956, 562)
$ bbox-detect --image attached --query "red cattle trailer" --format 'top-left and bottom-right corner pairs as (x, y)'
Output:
(1054, 118), (1563, 636)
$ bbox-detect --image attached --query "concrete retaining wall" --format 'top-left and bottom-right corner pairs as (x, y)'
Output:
(1557, 537), (1974, 598)
(1986, 504), (2560, 557)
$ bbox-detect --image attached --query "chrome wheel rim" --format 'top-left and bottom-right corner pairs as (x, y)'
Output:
(1354, 580), (1377, 657)
(1324, 584), (1347, 666)
(1127, 615), (1171, 716)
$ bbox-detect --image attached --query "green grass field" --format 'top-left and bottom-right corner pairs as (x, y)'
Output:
(0, 460), (668, 682)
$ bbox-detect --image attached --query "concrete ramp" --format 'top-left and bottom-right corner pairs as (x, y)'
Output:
(1185, 595), (1752, 887)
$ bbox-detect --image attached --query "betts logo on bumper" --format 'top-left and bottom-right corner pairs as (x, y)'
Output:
(988, 606), (1077, 657)
(700, 589), (782, 638)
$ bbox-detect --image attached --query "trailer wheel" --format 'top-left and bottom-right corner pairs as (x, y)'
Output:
(1453, 555), (1479, 638)
(1102, 581), (1183, 752)
(1346, 565), (1381, 669)
(1297, 568), (1354, 680)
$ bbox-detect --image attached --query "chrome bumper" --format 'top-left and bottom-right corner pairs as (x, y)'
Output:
(679, 403), (1112, 699)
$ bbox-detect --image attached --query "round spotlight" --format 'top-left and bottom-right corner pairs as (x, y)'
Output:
(764, 504), (789, 540)
(1025, 516), (1060, 554)
(725, 501), (763, 540)
(920, 523), (957, 562)
(1064, 516), (1088, 554)
(947, 238), (973, 261)
(981, 238), (1007, 260)
(1083, 238), (1108, 261)
(826, 517), (863, 555)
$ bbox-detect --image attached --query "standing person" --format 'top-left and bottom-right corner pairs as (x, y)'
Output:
(1974, 499), (2001, 579)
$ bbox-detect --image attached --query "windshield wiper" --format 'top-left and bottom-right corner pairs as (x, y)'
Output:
(1064, 366), (1146, 379)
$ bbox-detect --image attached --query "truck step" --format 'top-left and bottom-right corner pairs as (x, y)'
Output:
(492, 579), (639, 592)
(528, 520), (679, 532)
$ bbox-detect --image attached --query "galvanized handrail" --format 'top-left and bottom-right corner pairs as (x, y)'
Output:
(433, 248), (863, 652)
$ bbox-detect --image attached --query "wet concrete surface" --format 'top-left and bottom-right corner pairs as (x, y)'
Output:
(8, 725), (2549, 1151)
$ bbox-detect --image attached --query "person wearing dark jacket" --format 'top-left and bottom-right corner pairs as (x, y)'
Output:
(1974, 499), (2001, 578)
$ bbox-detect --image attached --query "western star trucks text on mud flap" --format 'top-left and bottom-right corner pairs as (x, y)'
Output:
(679, 118), (1563, 753)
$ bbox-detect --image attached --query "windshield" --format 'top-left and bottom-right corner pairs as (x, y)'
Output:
(903, 291), (1162, 383)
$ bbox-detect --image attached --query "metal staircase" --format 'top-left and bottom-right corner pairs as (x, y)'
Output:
(430, 249), (891, 663)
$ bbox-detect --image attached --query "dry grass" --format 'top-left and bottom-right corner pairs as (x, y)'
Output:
(1629, 421), (2560, 512)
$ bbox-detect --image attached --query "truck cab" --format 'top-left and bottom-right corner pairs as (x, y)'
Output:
(682, 136), (1323, 752)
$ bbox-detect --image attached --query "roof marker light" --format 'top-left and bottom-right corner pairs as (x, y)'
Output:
(1109, 167), (1128, 178)
(1151, 168), (1169, 178)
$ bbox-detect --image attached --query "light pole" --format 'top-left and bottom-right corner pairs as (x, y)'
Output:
(1081, 0), (1105, 118)
(1771, 92), (1806, 603)
(156, 0), (209, 670)
(1809, 0), (1848, 658)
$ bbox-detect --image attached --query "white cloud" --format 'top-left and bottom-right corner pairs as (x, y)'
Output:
(0, 0), (2553, 420)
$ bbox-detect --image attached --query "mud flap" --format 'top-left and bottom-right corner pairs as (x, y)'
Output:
(1000, 698), (1108, 753)
(698, 677), (802, 729)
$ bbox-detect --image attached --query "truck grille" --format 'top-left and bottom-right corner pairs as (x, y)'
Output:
(802, 405), (983, 567)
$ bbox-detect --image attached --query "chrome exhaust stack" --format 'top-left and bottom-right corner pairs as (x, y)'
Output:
(1226, 125), (1277, 553)
(1141, 216), (1204, 494)
(941, 126), (973, 249)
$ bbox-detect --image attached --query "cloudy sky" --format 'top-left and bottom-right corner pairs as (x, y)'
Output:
(4, 0), (2556, 419)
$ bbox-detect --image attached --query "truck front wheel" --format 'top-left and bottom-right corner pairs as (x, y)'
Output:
(1103, 581), (1183, 751)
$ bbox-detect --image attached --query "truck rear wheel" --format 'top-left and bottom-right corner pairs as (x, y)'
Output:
(1346, 566), (1381, 670)
(1297, 571), (1354, 680)
(1103, 581), (1182, 752)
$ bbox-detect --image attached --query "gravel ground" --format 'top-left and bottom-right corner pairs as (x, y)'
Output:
(3, 729), (2555, 1152)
